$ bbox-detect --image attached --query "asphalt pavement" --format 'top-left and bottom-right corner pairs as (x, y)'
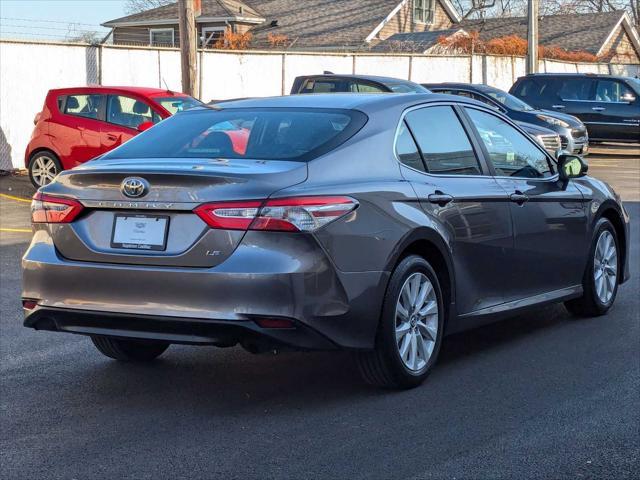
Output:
(1, 152), (638, 479)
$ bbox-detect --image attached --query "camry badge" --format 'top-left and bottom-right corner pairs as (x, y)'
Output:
(121, 177), (149, 198)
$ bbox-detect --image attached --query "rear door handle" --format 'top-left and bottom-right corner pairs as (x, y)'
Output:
(552, 104), (565, 109)
(510, 191), (529, 205)
(592, 107), (606, 111)
(428, 191), (454, 206)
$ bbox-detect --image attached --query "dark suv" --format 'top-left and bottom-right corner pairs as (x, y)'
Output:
(291, 74), (430, 94)
(510, 74), (640, 143)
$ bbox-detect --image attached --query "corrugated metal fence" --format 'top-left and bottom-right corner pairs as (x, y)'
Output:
(1, 39), (638, 170)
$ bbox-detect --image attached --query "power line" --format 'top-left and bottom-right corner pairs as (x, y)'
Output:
(0, 16), (101, 27)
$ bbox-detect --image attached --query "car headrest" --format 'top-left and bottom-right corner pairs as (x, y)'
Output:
(65, 97), (79, 110)
(133, 101), (149, 115)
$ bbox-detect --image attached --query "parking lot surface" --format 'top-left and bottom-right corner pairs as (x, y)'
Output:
(1, 150), (638, 479)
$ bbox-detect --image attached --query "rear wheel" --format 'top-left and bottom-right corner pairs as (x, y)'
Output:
(28, 151), (62, 188)
(565, 218), (619, 317)
(91, 336), (169, 362)
(356, 255), (444, 389)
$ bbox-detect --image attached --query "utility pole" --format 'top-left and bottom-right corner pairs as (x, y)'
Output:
(526, 0), (539, 74)
(178, 0), (199, 97)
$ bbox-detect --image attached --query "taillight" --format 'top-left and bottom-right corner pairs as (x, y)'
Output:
(31, 192), (84, 224)
(194, 196), (358, 232)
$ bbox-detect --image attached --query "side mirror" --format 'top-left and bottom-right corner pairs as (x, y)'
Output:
(558, 154), (588, 182)
(137, 121), (154, 132)
(621, 92), (636, 103)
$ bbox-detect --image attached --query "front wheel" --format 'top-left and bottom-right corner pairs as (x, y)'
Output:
(356, 255), (444, 389)
(565, 218), (620, 317)
(91, 336), (170, 362)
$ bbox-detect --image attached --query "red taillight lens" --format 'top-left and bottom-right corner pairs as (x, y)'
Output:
(194, 196), (358, 232)
(22, 299), (38, 310)
(31, 192), (84, 224)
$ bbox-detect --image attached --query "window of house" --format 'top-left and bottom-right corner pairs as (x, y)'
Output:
(404, 106), (482, 176)
(414, 0), (435, 24)
(150, 28), (175, 47)
(202, 27), (226, 48)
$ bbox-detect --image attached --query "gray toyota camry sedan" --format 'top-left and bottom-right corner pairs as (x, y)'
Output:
(22, 94), (630, 389)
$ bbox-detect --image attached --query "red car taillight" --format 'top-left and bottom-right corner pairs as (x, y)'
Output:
(194, 196), (358, 232)
(31, 192), (84, 224)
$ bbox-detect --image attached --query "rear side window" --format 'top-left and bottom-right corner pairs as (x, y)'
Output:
(102, 108), (367, 162)
(395, 121), (424, 172)
(351, 82), (387, 93)
(63, 94), (105, 120)
(558, 78), (595, 101)
(301, 80), (348, 93)
(404, 106), (481, 176)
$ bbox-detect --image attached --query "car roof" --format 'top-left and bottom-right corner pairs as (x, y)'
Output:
(297, 74), (421, 85)
(519, 73), (634, 82)
(48, 86), (189, 97)
(187, 92), (486, 113)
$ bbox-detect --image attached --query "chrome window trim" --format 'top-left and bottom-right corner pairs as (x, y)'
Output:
(559, 98), (635, 105)
(392, 101), (490, 179)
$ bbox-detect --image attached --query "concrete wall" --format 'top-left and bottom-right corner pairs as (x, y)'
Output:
(1, 39), (637, 169)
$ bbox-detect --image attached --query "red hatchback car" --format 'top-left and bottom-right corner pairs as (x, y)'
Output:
(25, 86), (202, 187)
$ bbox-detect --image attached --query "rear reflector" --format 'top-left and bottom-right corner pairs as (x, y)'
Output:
(31, 192), (84, 224)
(194, 196), (357, 232)
(254, 318), (296, 329)
(22, 299), (38, 310)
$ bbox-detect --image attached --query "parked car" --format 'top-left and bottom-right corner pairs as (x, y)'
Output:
(517, 122), (562, 156)
(509, 74), (640, 143)
(22, 94), (630, 389)
(25, 86), (202, 188)
(424, 83), (589, 155)
(291, 74), (430, 94)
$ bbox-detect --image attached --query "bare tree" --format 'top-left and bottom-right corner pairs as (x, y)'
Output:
(125, 0), (174, 14)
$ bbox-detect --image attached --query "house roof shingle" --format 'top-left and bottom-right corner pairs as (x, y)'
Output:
(375, 10), (630, 55)
(102, 0), (263, 26)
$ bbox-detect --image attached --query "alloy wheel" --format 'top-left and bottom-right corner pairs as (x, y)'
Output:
(395, 272), (438, 372)
(594, 230), (617, 304)
(31, 155), (59, 186)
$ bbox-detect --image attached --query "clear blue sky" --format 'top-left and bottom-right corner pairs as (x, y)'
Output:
(0, 0), (129, 41)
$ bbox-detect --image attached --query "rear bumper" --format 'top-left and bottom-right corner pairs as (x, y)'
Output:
(22, 229), (389, 350)
(24, 306), (337, 350)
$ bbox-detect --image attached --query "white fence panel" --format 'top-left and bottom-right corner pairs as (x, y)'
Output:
(412, 56), (470, 83)
(354, 55), (411, 79)
(610, 64), (640, 76)
(101, 47), (160, 87)
(484, 56), (515, 91)
(201, 52), (282, 101)
(0, 42), (91, 169)
(543, 60), (578, 73)
(158, 50), (183, 92)
(284, 54), (354, 93)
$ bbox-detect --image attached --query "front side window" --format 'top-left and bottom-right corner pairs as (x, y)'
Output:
(595, 80), (635, 103)
(107, 96), (160, 129)
(301, 80), (348, 93)
(153, 96), (203, 114)
(405, 106), (481, 176)
(101, 108), (367, 162)
(466, 108), (554, 178)
(414, 0), (435, 24)
(351, 82), (387, 93)
(63, 94), (105, 120)
(150, 28), (174, 47)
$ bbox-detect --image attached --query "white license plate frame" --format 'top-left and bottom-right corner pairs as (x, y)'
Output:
(110, 214), (170, 251)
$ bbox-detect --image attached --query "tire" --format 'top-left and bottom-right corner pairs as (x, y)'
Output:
(28, 150), (62, 188)
(356, 255), (444, 389)
(91, 336), (170, 362)
(565, 218), (620, 317)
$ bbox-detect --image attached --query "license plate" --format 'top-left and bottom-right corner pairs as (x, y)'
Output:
(111, 214), (169, 251)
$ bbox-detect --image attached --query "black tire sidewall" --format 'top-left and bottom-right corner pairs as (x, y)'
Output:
(28, 151), (62, 188)
(378, 255), (445, 387)
(585, 218), (620, 313)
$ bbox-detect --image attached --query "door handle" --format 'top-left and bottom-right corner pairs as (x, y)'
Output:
(510, 191), (529, 205)
(552, 104), (565, 109)
(428, 191), (454, 207)
(591, 107), (606, 112)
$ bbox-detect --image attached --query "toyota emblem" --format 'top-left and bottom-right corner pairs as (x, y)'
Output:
(121, 177), (149, 198)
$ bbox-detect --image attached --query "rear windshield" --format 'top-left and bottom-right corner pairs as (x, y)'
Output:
(102, 108), (367, 162)
(153, 96), (203, 114)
